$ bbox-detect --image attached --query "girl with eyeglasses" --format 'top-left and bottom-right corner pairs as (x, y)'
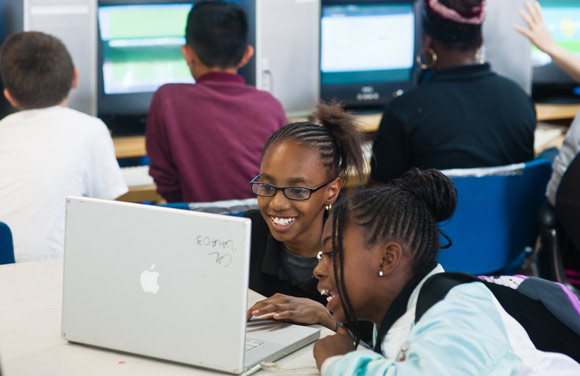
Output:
(244, 102), (365, 332)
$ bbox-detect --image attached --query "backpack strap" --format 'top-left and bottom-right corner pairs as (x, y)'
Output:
(416, 273), (580, 363)
(415, 272), (478, 323)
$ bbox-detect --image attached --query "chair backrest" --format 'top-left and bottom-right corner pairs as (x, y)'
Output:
(437, 159), (552, 275)
(157, 198), (258, 217)
(0, 221), (15, 264)
(555, 151), (580, 253)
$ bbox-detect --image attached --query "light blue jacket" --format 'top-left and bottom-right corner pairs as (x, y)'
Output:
(321, 274), (580, 375)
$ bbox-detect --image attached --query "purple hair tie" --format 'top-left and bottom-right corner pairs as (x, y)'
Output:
(427, 0), (486, 25)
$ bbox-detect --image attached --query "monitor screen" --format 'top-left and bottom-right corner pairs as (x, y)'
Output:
(320, 1), (419, 109)
(97, 1), (193, 129)
(532, 0), (580, 101)
(99, 3), (194, 95)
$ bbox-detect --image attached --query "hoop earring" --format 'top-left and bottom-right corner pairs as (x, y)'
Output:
(325, 204), (332, 212)
(416, 48), (438, 70)
(476, 48), (485, 65)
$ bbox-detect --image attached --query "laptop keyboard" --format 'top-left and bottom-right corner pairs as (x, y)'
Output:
(245, 338), (265, 352)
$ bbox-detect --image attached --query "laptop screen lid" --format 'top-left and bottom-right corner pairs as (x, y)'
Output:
(62, 196), (251, 373)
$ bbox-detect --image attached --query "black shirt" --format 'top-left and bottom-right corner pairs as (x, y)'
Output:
(244, 209), (326, 305)
(371, 63), (536, 184)
(244, 209), (377, 344)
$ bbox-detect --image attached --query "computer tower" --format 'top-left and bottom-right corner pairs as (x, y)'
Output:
(482, 0), (532, 95)
(23, 0), (98, 115)
(240, 0), (320, 118)
(0, 0), (23, 120)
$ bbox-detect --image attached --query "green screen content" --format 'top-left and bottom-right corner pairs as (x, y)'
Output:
(533, 1), (580, 67)
(98, 4), (194, 95)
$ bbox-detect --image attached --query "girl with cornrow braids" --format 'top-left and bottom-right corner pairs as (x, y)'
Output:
(312, 169), (580, 375)
(244, 101), (365, 332)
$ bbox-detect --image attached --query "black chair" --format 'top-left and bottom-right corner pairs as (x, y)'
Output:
(556, 152), (580, 261)
(0, 222), (15, 265)
(535, 152), (580, 296)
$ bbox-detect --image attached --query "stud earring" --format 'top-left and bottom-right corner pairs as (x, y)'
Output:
(379, 270), (384, 277)
(325, 204), (332, 212)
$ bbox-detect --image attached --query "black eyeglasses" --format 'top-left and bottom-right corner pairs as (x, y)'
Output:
(249, 175), (336, 201)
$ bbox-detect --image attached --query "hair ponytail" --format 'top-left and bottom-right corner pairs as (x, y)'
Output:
(262, 101), (365, 182)
(395, 168), (457, 223)
(315, 101), (365, 183)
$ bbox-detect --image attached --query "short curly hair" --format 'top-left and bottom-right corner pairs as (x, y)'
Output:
(0, 31), (74, 109)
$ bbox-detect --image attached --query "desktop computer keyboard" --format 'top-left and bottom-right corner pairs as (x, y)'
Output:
(534, 123), (565, 151)
(120, 165), (154, 187)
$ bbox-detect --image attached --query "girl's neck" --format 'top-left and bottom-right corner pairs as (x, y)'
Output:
(371, 266), (415, 325)
(283, 217), (325, 258)
(432, 46), (479, 71)
(283, 239), (321, 258)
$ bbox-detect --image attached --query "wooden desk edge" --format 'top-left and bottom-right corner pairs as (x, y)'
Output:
(117, 185), (163, 203)
(113, 135), (147, 159)
(535, 103), (580, 122)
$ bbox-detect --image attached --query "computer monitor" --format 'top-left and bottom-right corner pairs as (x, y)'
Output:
(0, 0), (23, 120)
(320, 0), (421, 110)
(532, 0), (580, 103)
(97, 0), (193, 134)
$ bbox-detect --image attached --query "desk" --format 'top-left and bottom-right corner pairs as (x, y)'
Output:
(535, 103), (580, 122)
(117, 184), (163, 203)
(113, 136), (147, 159)
(112, 137), (159, 202)
(0, 260), (328, 375)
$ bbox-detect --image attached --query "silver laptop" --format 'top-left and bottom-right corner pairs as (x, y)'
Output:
(61, 197), (320, 374)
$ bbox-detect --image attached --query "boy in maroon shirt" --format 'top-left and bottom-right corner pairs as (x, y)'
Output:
(146, 1), (286, 203)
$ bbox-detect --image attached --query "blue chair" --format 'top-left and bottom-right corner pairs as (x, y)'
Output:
(437, 159), (552, 275)
(0, 221), (15, 264)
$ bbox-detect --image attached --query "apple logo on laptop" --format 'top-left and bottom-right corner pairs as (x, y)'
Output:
(140, 264), (160, 294)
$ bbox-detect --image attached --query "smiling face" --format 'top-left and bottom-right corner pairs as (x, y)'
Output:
(257, 141), (341, 257)
(314, 211), (416, 325)
(314, 215), (387, 324)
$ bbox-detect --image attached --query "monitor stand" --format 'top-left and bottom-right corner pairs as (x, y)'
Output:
(100, 114), (147, 136)
(532, 86), (580, 105)
(344, 104), (387, 116)
(535, 96), (580, 105)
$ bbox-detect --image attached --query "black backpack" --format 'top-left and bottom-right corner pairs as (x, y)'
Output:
(415, 272), (580, 363)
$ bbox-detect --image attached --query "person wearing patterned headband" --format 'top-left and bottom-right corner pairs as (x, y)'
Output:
(369, 0), (537, 186)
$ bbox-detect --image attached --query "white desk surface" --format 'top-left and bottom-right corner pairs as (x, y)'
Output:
(0, 260), (329, 375)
